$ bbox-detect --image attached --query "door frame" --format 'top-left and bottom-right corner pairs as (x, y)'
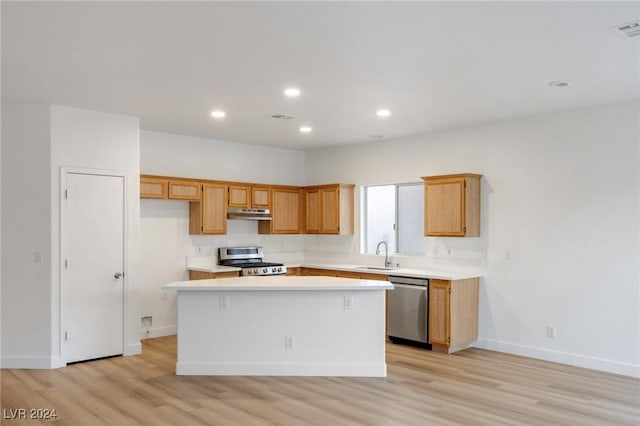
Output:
(59, 166), (130, 365)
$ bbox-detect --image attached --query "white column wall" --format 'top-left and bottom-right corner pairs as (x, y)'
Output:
(1, 105), (53, 367)
(50, 105), (141, 360)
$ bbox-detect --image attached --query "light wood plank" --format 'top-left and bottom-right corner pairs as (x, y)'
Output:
(2, 336), (638, 425)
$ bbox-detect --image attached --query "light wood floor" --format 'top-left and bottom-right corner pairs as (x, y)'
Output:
(2, 336), (638, 425)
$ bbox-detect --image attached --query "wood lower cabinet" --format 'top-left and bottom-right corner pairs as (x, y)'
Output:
(189, 183), (227, 234)
(304, 184), (355, 234)
(286, 267), (301, 276)
(301, 268), (388, 281)
(301, 267), (338, 277)
(422, 174), (481, 237)
(336, 271), (389, 281)
(259, 187), (302, 234)
(140, 176), (168, 199)
(169, 180), (201, 201)
(189, 270), (240, 280)
(429, 278), (479, 354)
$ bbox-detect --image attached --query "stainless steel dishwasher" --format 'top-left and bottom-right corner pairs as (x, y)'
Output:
(387, 275), (429, 345)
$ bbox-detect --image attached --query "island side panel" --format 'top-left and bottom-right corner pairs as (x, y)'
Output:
(176, 289), (387, 376)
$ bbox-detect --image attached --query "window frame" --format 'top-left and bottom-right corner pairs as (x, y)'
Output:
(361, 181), (424, 256)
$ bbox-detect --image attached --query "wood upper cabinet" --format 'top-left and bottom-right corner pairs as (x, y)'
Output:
(258, 187), (302, 234)
(304, 184), (355, 235)
(228, 184), (251, 208)
(140, 176), (168, 199)
(422, 174), (481, 237)
(252, 186), (271, 209)
(429, 278), (479, 354)
(189, 183), (227, 234)
(228, 184), (272, 209)
(169, 180), (201, 201)
(305, 189), (321, 233)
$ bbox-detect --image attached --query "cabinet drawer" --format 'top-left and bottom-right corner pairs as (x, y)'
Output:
(140, 177), (168, 199)
(169, 181), (201, 201)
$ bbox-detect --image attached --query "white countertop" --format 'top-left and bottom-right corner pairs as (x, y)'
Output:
(296, 263), (481, 281)
(164, 275), (394, 291)
(186, 258), (481, 281)
(187, 264), (241, 273)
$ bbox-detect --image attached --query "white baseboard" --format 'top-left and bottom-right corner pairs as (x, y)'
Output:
(176, 362), (387, 377)
(126, 342), (142, 356)
(474, 338), (640, 378)
(1, 355), (61, 369)
(140, 325), (176, 340)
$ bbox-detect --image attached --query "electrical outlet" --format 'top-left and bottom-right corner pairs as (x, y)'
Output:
(343, 295), (354, 310)
(285, 336), (295, 350)
(161, 291), (168, 300)
(141, 316), (152, 327)
(546, 324), (557, 338)
(33, 250), (42, 264)
(505, 250), (512, 260)
(219, 295), (229, 309)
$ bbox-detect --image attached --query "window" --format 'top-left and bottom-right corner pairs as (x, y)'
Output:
(362, 183), (425, 255)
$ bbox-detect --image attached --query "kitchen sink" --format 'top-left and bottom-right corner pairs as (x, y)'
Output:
(357, 266), (397, 271)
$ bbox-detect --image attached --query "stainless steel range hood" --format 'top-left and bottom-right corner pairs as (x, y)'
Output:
(227, 208), (272, 221)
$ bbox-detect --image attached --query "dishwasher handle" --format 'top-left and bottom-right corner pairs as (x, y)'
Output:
(388, 275), (429, 286)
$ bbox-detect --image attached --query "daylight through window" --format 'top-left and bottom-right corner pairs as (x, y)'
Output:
(362, 183), (424, 255)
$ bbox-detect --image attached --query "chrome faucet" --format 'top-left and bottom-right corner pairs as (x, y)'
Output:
(375, 241), (392, 268)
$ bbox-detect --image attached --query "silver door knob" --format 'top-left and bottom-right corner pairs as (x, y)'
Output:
(114, 272), (123, 279)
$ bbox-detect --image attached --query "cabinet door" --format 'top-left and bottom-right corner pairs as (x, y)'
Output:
(305, 189), (321, 233)
(303, 268), (338, 277)
(336, 271), (388, 281)
(228, 185), (251, 208)
(321, 187), (340, 234)
(140, 177), (168, 199)
(201, 183), (227, 234)
(270, 189), (301, 233)
(252, 186), (271, 209)
(428, 279), (450, 346)
(169, 180), (201, 201)
(424, 177), (465, 236)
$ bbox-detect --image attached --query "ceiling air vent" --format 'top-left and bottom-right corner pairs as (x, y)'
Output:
(271, 113), (296, 120)
(611, 20), (640, 38)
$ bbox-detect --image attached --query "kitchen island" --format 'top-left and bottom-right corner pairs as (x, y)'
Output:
(162, 275), (393, 377)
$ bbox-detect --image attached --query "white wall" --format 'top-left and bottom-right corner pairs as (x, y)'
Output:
(1, 104), (140, 368)
(1, 105), (53, 367)
(50, 106), (141, 361)
(305, 101), (640, 376)
(139, 131), (306, 338)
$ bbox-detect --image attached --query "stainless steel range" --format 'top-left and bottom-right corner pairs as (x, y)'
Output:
(218, 246), (287, 276)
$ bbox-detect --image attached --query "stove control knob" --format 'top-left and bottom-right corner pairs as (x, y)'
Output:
(277, 267), (282, 272)
(247, 269), (253, 275)
(263, 268), (268, 273)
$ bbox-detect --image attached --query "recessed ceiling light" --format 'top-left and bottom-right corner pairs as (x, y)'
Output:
(210, 110), (226, 118)
(376, 109), (391, 118)
(548, 80), (571, 88)
(284, 88), (301, 97)
(299, 126), (312, 133)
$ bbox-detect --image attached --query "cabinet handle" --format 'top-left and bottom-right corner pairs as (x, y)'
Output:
(114, 272), (123, 279)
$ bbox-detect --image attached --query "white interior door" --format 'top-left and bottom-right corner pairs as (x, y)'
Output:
(64, 172), (124, 363)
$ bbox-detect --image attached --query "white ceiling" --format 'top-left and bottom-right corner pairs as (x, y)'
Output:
(2, 1), (639, 151)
